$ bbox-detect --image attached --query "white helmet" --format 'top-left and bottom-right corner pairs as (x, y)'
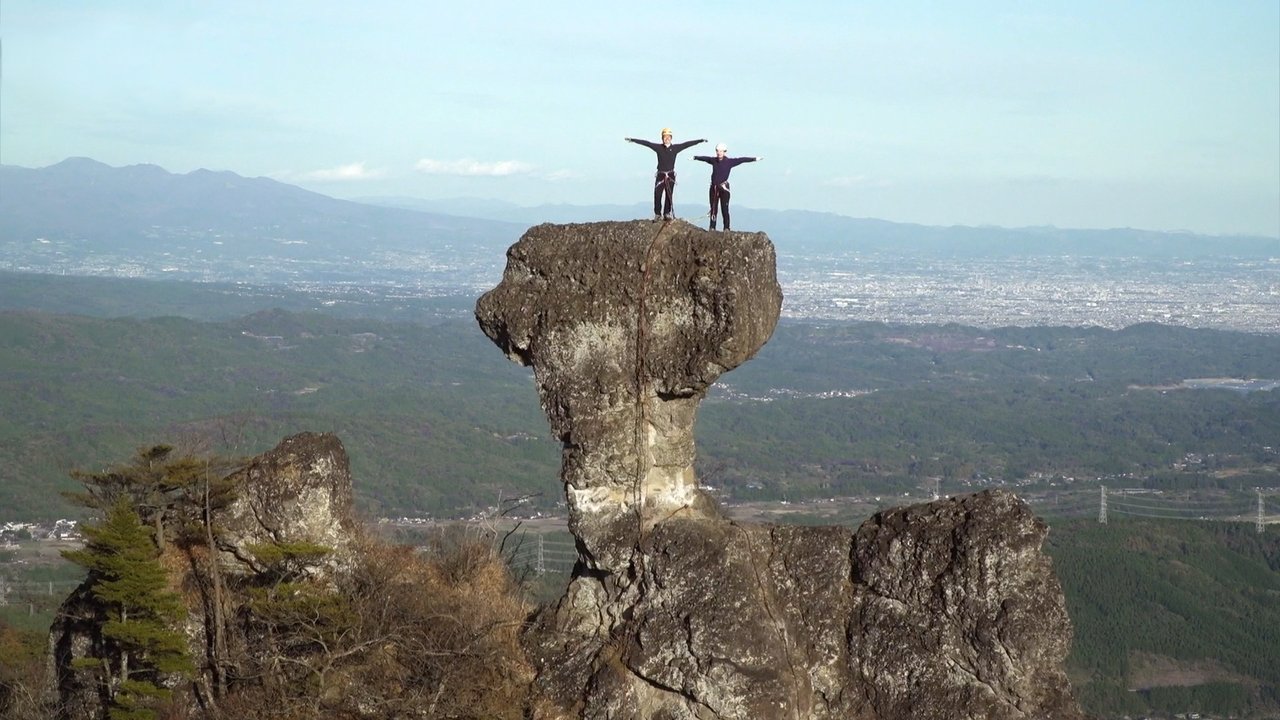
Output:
(715, 143), (727, 152)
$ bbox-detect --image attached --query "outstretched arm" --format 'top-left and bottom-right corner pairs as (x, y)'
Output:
(625, 137), (659, 150)
(693, 155), (714, 164)
(672, 138), (706, 152)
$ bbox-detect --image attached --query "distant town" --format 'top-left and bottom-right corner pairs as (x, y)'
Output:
(6, 230), (1278, 334)
(776, 253), (1279, 334)
(1, 520), (80, 545)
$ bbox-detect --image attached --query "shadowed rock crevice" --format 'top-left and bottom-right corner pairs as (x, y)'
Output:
(477, 220), (1086, 719)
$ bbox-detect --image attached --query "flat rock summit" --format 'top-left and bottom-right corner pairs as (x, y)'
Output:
(477, 219), (1086, 719)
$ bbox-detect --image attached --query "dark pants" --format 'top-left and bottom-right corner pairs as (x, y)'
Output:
(654, 171), (676, 216)
(709, 182), (731, 229)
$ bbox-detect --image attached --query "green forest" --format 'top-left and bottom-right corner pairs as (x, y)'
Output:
(1046, 519), (1280, 717)
(1, 305), (1277, 520)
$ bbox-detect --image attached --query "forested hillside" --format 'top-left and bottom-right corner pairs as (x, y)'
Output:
(0, 310), (551, 518)
(2, 308), (1278, 520)
(1047, 519), (1280, 717)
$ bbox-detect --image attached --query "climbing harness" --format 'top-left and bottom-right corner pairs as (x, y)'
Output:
(710, 181), (730, 221)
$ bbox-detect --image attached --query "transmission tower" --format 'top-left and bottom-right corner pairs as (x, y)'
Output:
(1098, 485), (1108, 524)
(1259, 489), (1266, 534)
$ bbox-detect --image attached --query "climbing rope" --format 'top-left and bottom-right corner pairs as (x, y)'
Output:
(632, 219), (677, 543)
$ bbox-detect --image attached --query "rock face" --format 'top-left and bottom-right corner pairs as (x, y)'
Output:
(477, 220), (1086, 720)
(477, 220), (782, 573)
(217, 431), (358, 568)
(47, 432), (359, 717)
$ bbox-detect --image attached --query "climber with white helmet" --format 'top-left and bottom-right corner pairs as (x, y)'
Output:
(624, 128), (706, 221)
(694, 143), (761, 231)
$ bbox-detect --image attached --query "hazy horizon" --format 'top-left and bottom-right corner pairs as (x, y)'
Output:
(8, 155), (1280, 241)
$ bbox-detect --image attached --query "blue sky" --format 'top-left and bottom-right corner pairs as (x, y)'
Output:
(2, 1), (1277, 237)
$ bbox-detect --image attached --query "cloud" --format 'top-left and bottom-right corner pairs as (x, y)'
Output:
(296, 162), (386, 182)
(415, 158), (534, 176)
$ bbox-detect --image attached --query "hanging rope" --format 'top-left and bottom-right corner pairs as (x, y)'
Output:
(632, 220), (677, 542)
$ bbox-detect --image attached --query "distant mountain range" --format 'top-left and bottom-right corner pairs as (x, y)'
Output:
(357, 197), (1279, 258)
(2, 158), (1276, 264)
(0, 158), (523, 257)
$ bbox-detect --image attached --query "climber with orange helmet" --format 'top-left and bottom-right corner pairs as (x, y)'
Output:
(694, 143), (760, 231)
(624, 128), (706, 221)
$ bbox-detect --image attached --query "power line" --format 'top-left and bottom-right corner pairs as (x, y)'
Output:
(1111, 502), (1239, 517)
(1105, 498), (1254, 510)
(1024, 499), (1095, 509)
(1106, 502), (1250, 516)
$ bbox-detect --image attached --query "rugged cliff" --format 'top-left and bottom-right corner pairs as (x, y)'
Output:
(477, 219), (1086, 720)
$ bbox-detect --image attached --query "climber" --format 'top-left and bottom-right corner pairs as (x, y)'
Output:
(624, 128), (706, 221)
(693, 143), (760, 231)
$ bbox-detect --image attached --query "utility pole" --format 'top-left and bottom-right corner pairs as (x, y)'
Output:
(1098, 485), (1108, 525)
(536, 534), (546, 575)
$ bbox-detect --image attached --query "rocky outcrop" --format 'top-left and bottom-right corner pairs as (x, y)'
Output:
(216, 431), (358, 570)
(47, 432), (360, 717)
(477, 220), (782, 573)
(478, 220), (1086, 719)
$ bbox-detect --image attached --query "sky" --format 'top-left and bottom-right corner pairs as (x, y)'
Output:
(2, 1), (1278, 238)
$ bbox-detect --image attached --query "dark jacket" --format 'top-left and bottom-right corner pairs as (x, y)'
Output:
(627, 138), (706, 172)
(694, 155), (758, 185)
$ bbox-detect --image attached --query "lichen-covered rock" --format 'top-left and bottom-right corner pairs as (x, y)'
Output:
(218, 431), (358, 571)
(848, 491), (1082, 719)
(477, 220), (1086, 720)
(522, 492), (1083, 720)
(477, 220), (782, 573)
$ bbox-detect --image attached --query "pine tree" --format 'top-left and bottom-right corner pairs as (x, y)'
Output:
(63, 499), (193, 720)
(64, 445), (239, 551)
